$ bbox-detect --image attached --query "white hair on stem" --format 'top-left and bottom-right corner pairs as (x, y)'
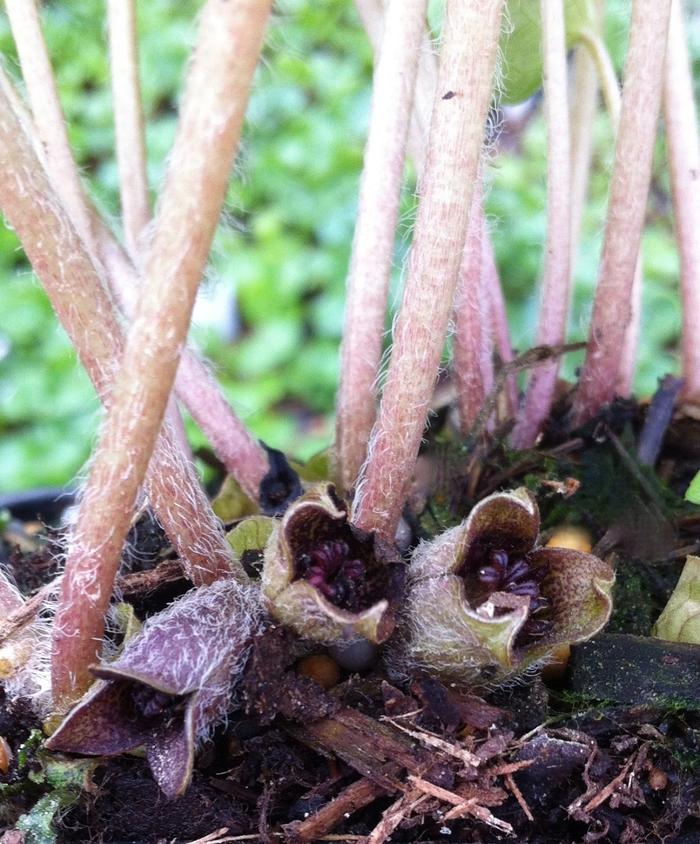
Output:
(353, 0), (506, 541)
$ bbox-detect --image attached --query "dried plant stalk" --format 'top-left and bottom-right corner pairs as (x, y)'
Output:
(573, 0), (672, 425)
(7, 0), (270, 499)
(335, 0), (427, 493)
(664, 0), (700, 402)
(0, 66), (235, 592)
(354, 0), (505, 540)
(52, 0), (272, 705)
(107, 0), (150, 261)
(511, 0), (571, 449)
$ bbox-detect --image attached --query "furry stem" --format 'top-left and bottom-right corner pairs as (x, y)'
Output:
(7, 0), (270, 500)
(356, 0), (516, 418)
(577, 21), (644, 397)
(353, 0), (505, 540)
(335, 0), (427, 494)
(454, 179), (494, 431)
(572, 0), (672, 425)
(0, 66), (236, 590)
(482, 222), (517, 414)
(664, 0), (700, 402)
(4, 0), (97, 246)
(510, 0), (571, 449)
(107, 0), (150, 262)
(52, 0), (271, 705)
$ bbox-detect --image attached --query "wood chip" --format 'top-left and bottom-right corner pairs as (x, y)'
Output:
(383, 717), (480, 768)
(504, 772), (533, 821)
(408, 776), (513, 835)
(366, 789), (426, 844)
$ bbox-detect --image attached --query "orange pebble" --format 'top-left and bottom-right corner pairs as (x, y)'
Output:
(297, 654), (341, 690)
(541, 643), (572, 681)
(546, 526), (592, 554)
(648, 767), (668, 791)
(0, 736), (11, 775)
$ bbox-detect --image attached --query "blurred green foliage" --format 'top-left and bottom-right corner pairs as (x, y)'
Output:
(0, 0), (694, 492)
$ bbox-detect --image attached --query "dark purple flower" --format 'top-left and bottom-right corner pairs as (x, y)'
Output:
(405, 488), (615, 681)
(262, 483), (403, 643)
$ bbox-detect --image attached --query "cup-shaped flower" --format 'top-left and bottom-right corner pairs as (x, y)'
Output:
(262, 483), (404, 643)
(46, 578), (262, 799)
(404, 488), (615, 682)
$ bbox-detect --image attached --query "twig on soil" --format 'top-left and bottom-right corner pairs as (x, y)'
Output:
(365, 788), (427, 844)
(581, 756), (635, 814)
(381, 716), (480, 768)
(504, 772), (534, 822)
(408, 776), (513, 833)
(286, 778), (388, 843)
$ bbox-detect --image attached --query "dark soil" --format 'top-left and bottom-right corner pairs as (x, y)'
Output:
(2, 389), (700, 843)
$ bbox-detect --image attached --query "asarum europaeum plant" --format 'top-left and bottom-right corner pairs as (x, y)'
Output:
(0, 0), (697, 805)
(261, 483), (405, 644)
(403, 489), (615, 682)
(46, 578), (262, 799)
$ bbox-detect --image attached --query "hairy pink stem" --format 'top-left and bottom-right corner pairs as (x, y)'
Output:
(577, 22), (644, 397)
(355, 0), (515, 422)
(664, 0), (700, 401)
(569, 39), (599, 272)
(107, 0), (151, 262)
(482, 221), (517, 412)
(335, 0), (427, 494)
(52, 0), (272, 704)
(573, 0), (672, 425)
(8, 0), (269, 496)
(353, 0), (505, 540)
(0, 68), (234, 586)
(4, 0), (97, 246)
(511, 0), (571, 449)
(454, 180), (494, 431)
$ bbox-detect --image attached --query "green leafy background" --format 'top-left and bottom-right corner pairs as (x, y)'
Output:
(0, 0), (696, 492)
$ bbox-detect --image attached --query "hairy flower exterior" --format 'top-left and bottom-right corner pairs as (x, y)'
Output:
(404, 488), (615, 682)
(46, 578), (262, 798)
(262, 483), (403, 643)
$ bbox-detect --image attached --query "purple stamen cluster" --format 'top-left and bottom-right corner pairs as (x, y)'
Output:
(477, 549), (553, 640)
(131, 684), (182, 720)
(296, 539), (367, 610)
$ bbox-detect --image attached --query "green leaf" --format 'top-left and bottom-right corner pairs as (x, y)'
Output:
(212, 475), (259, 522)
(686, 471), (700, 505)
(654, 555), (700, 644)
(226, 515), (276, 559)
(500, 0), (594, 104)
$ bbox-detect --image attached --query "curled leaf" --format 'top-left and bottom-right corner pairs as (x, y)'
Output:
(46, 578), (262, 798)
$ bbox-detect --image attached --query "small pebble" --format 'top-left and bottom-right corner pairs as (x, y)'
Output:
(330, 639), (378, 672)
(546, 526), (592, 554)
(297, 654), (341, 689)
(648, 766), (668, 791)
(0, 736), (11, 775)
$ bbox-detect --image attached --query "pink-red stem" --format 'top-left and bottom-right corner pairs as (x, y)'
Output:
(353, 0), (505, 540)
(664, 0), (700, 402)
(511, 0), (571, 449)
(573, 0), (672, 425)
(52, 0), (272, 705)
(336, 0), (427, 493)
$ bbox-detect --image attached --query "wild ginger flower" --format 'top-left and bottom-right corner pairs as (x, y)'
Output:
(262, 483), (404, 643)
(404, 488), (614, 682)
(46, 578), (262, 798)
